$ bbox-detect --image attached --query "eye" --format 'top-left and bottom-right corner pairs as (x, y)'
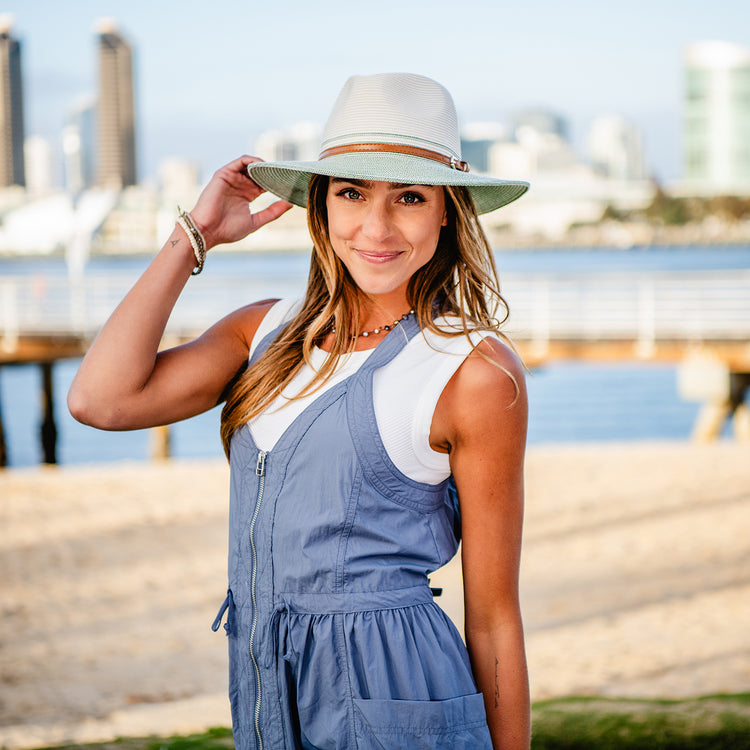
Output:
(337, 187), (362, 201)
(399, 191), (425, 205)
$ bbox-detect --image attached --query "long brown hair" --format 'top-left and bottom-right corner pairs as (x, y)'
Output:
(219, 175), (511, 457)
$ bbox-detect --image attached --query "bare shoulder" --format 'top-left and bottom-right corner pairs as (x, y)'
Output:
(462, 336), (527, 406)
(431, 335), (527, 452)
(204, 297), (281, 348)
(217, 297), (281, 329)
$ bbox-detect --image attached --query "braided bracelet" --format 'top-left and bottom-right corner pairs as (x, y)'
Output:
(176, 206), (206, 275)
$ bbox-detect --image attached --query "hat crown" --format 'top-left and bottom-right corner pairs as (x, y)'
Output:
(321, 73), (462, 161)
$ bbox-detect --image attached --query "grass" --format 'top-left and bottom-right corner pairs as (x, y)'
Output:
(30, 694), (750, 750)
(531, 693), (750, 749)
(34, 727), (235, 750)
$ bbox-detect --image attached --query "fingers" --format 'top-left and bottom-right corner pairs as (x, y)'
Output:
(236, 155), (266, 179)
(215, 156), (264, 189)
(250, 200), (294, 231)
(196, 157), (294, 242)
(239, 154), (264, 167)
(238, 156), (268, 196)
(233, 154), (264, 170)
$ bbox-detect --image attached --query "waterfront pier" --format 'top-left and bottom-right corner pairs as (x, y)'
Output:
(1, 269), (749, 465)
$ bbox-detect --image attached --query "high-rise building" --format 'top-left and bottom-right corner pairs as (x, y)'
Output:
(254, 122), (321, 163)
(684, 40), (750, 193)
(24, 135), (55, 194)
(63, 97), (96, 194)
(589, 115), (648, 181)
(0, 16), (25, 187)
(96, 19), (136, 188)
(512, 109), (568, 141)
(460, 122), (508, 174)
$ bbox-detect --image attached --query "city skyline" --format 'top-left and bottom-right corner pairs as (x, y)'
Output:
(684, 40), (750, 193)
(0, 16), (24, 186)
(96, 20), (136, 188)
(2, 0), (749, 186)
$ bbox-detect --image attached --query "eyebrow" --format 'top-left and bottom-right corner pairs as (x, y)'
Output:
(329, 178), (433, 190)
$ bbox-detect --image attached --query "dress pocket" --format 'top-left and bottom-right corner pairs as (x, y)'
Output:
(352, 692), (492, 750)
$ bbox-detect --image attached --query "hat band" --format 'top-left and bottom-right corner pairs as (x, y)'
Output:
(319, 142), (470, 173)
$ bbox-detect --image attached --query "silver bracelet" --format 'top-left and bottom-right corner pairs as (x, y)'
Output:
(176, 206), (206, 275)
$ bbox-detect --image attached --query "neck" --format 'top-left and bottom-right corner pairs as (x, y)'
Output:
(356, 292), (411, 331)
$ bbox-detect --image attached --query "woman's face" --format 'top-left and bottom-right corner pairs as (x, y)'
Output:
(325, 178), (447, 308)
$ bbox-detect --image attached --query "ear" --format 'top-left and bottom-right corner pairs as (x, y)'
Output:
(441, 211), (448, 227)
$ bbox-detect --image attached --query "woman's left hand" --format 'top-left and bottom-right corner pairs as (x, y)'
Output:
(189, 155), (293, 250)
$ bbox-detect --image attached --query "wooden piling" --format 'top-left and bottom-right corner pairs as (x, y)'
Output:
(690, 371), (750, 441)
(151, 424), (171, 461)
(40, 362), (57, 465)
(0, 383), (7, 468)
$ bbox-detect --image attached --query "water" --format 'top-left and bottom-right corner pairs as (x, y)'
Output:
(0, 360), (224, 466)
(0, 357), (707, 467)
(2, 245), (748, 467)
(3, 243), (750, 276)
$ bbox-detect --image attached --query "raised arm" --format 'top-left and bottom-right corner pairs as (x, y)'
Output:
(432, 338), (530, 750)
(68, 156), (292, 431)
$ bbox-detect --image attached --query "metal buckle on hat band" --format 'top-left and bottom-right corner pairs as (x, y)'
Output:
(319, 143), (470, 173)
(450, 155), (468, 171)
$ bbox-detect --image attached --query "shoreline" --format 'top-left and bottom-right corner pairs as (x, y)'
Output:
(1, 231), (749, 261)
(1, 440), (749, 747)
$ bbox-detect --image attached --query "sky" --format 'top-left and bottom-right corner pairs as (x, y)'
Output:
(4, 0), (749, 186)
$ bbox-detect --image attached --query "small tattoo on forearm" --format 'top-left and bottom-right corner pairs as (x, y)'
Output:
(494, 657), (500, 708)
(170, 239), (180, 247)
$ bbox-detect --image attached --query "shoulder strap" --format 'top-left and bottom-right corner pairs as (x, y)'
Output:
(357, 313), (422, 373)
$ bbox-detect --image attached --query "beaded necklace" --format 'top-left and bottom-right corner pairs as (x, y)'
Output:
(332, 310), (415, 340)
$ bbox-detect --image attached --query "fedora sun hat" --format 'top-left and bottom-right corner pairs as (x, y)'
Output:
(246, 72), (529, 215)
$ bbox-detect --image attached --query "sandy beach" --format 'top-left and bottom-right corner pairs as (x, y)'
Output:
(1, 441), (749, 748)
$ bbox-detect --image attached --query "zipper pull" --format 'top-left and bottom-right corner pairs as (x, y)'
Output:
(256, 450), (267, 476)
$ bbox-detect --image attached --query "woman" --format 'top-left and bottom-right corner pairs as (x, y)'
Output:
(69, 72), (530, 750)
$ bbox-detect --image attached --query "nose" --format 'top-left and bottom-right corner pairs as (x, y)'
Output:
(361, 200), (393, 243)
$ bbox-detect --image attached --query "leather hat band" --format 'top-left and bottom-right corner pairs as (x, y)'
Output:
(319, 142), (470, 173)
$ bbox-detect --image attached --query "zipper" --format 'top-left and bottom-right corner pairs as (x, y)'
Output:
(249, 449), (267, 749)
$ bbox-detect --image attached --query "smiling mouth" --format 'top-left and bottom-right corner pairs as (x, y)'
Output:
(354, 249), (403, 263)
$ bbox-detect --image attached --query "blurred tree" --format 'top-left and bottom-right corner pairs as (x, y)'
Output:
(708, 196), (750, 221)
(645, 187), (691, 225)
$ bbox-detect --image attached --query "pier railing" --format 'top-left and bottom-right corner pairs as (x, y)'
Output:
(2, 267), (749, 464)
(2, 269), (749, 360)
(501, 270), (750, 362)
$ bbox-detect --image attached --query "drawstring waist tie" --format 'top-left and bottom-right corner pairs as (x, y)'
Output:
(212, 584), (439, 668)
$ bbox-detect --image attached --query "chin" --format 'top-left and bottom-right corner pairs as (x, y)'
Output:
(351, 280), (406, 299)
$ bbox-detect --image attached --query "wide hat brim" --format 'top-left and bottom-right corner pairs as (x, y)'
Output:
(247, 153), (529, 215)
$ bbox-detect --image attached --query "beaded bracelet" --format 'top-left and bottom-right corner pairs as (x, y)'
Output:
(176, 205), (206, 275)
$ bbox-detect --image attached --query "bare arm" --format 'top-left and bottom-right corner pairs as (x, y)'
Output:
(431, 338), (530, 750)
(68, 155), (292, 430)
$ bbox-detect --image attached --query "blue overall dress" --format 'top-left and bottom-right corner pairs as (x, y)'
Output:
(212, 316), (492, 749)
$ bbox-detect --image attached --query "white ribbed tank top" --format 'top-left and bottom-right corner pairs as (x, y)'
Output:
(247, 299), (487, 485)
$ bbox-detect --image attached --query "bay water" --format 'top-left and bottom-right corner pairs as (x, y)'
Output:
(1, 245), (748, 467)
